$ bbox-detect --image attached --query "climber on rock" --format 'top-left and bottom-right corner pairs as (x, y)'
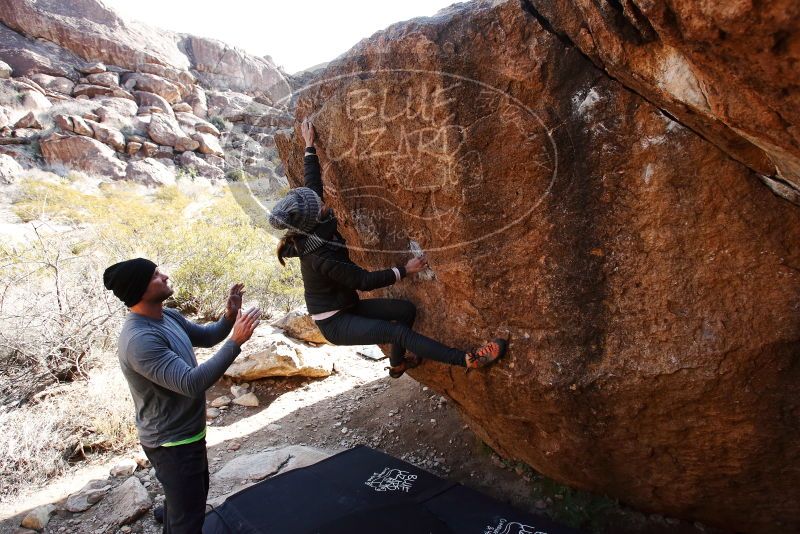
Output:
(103, 259), (261, 533)
(268, 118), (508, 378)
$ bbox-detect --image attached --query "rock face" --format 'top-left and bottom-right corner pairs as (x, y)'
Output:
(0, 0), (190, 73)
(275, 1), (800, 532)
(182, 35), (291, 100)
(526, 0), (800, 205)
(41, 133), (126, 179)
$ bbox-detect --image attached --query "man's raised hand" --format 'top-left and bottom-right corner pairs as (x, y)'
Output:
(224, 283), (245, 322)
(231, 307), (261, 346)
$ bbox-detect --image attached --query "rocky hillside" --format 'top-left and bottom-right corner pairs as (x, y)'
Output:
(276, 1), (800, 533)
(0, 0), (294, 186)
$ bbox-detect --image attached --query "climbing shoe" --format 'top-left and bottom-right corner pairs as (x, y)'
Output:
(465, 338), (507, 369)
(387, 354), (423, 378)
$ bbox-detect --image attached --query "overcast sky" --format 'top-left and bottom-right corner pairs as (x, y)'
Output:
(104, 0), (459, 73)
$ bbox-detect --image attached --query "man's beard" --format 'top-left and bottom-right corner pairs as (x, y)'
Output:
(157, 287), (174, 301)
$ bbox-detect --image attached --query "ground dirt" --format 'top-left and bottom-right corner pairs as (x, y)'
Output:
(1, 345), (727, 534)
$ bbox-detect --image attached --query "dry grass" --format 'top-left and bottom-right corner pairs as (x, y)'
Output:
(0, 355), (137, 504)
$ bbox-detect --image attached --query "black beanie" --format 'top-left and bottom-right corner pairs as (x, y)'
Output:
(103, 258), (157, 307)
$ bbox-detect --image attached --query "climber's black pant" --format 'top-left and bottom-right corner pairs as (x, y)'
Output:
(142, 438), (208, 534)
(315, 298), (466, 367)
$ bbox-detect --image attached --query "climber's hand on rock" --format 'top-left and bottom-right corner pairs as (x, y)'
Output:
(405, 255), (429, 275)
(301, 118), (315, 147)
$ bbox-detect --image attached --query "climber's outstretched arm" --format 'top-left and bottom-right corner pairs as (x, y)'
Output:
(301, 118), (323, 199)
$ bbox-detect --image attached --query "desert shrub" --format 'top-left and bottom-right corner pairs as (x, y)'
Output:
(209, 115), (227, 132)
(175, 166), (199, 180)
(225, 168), (250, 182)
(0, 227), (125, 389)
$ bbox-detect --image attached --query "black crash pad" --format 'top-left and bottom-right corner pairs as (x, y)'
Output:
(203, 445), (583, 534)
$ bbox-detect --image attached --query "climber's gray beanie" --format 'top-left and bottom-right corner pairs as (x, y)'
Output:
(268, 186), (322, 233)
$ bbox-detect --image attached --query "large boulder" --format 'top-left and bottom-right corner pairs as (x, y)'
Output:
(93, 95), (139, 131)
(65, 479), (111, 513)
(13, 111), (40, 129)
(28, 73), (74, 95)
(0, 22), (82, 81)
(137, 62), (194, 86)
(70, 115), (94, 136)
(526, 0), (800, 205)
(224, 331), (334, 380)
(0, 60), (10, 78)
(191, 131), (223, 157)
(19, 504), (55, 530)
(122, 72), (182, 104)
(125, 158), (175, 186)
(177, 150), (223, 180)
(86, 70), (119, 88)
(41, 133), (126, 179)
(88, 120), (125, 151)
(0, 78), (52, 114)
(182, 35), (291, 100)
(134, 90), (175, 118)
(0, 0), (190, 72)
(186, 84), (208, 118)
(274, 1), (800, 532)
(175, 112), (219, 136)
(148, 112), (198, 152)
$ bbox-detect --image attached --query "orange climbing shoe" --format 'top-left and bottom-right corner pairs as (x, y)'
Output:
(465, 338), (507, 369)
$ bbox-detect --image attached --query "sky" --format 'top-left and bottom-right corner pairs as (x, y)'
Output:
(104, 0), (459, 73)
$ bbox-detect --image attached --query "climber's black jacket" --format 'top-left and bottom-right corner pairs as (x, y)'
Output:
(282, 148), (406, 314)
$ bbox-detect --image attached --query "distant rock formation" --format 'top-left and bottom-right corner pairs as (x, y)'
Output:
(276, 1), (800, 532)
(0, 0), (292, 186)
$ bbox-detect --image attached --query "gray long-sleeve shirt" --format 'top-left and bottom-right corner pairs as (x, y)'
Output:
(117, 308), (240, 448)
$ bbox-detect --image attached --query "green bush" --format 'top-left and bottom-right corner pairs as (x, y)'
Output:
(209, 115), (227, 132)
